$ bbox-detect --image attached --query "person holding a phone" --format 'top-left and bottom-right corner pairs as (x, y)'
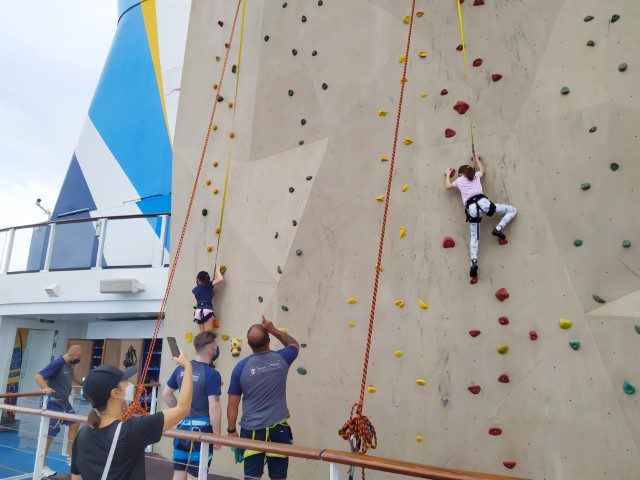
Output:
(70, 351), (193, 480)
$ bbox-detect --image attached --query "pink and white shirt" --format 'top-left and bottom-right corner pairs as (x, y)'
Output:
(451, 171), (483, 205)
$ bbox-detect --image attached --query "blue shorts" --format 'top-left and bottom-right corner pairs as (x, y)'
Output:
(173, 422), (213, 476)
(240, 423), (292, 479)
(45, 401), (76, 438)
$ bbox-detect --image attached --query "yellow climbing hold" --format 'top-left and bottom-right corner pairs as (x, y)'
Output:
(399, 54), (406, 63)
(228, 102), (233, 108)
(206, 245), (212, 252)
(416, 11), (424, 17)
(278, 328), (288, 334)
(212, 83), (218, 89)
(376, 195), (385, 202)
(421, 92), (427, 98)
(559, 319), (572, 329)
(394, 300), (405, 308)
(347, 321), (355, 327)
(213, 124), (218, 131)
(394, 350), (404, 357)
(347, 297), (357, 304)
(403, 15), (410, 24)
(400, 227), (407, 238)
(403, 137), (413, 145)
(419, 299), (428, 309)
(213, 188), (219, 194)
(416, 436), (423, 442)
(185, 332), (193, 343)
(221, 334), (230, 341)
(376, 264), (383, 272)
(400, 77), (408, 83)
(416, 378), (426, 386)
(213, 161), (218, 167)
(381, 155), (388, 162)
(205, 179), (211, 186)
(367, 386), (377, 393)
(401, 184), (409, 192)
(497, 344), (509, 355)
(215, 227), (221, 234)
(378, 109), (387, 117)
(215, 55), (220, 62)
(418, 51), (426, 58)
(229, 132), (235, 138)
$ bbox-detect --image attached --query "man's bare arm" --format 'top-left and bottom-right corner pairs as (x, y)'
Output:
(162, 386), (178, 408)
(227, 395), (241, 435)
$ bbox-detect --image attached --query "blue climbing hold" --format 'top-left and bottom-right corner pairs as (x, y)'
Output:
(281, 305), (289, 312)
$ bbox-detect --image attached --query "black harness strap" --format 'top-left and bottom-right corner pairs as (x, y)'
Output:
(465, 194), (496, 223)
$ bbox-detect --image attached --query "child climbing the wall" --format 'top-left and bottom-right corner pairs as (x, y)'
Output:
(193, 267), (224, 332)
(445, 155), (517, 282)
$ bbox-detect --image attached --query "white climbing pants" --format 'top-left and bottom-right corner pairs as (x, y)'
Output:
(468, 198), (517, 261)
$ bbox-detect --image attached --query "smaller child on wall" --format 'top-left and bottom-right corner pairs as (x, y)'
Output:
(192, 267), (224, 332)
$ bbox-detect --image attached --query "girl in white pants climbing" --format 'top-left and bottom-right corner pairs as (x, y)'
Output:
(445, 155), (516, 280)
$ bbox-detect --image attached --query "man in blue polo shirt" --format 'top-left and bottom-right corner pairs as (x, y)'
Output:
(227, 316), (300, 480)
(163, 331), (222, 480)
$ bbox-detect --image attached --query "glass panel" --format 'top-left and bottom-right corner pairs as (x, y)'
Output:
(0, 230), (7, 269)
(49, 221), (98, 270)
(102, 217), (159, 267)
(8, 227), (36, 272)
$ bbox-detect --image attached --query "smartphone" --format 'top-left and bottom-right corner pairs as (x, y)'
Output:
(167, 336), (180, 358)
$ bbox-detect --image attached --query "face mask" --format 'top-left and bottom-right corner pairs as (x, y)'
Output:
(212, 346), (220, 362)
(123, 382), (135, 404)
(70, 358), (81, 365)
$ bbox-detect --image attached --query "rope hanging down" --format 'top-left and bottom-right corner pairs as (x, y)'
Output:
(338, 0), (416, 455)
(455, 0), (477, 162)
(124, 0), (244, 420)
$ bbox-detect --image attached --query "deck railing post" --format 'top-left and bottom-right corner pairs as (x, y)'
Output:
(198, 441), (210, 480)
(330, 462), (340, 480)
(33, 396), (50, 480)
(145, 386), (158, 453)
(156, 214), (169, 267)
(42, 224), (56, 272)
(1, 228), (15, 274)
(94, 218), (107, 270)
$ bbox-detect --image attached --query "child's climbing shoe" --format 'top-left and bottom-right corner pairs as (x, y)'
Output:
(470, 260), (478, 278)
(492, 228), (506, 240)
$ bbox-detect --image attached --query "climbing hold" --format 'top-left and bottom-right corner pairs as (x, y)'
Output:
(472, 58), (483, 67)
(584, 15), (594, 22)
(298, 140), (304, 145)
(213, 188), (219, 194)
(376, 195), (385, 202)
(264, 35), (270, 42)
(421, 92), (427, 97)
(205, 179), (211, 186)
(278, 328), (288, 334)
(622, 240), (631, 248)
(213, 319), (220, 329)
(403, 137), (413, 145)
(221, 334), (230, 341)
(559, 319), (572, 329)
(610, 162), (619, 171)
(495, 288), (510, 302)
(212, 124), (218, 132)
(219, 265), (227, 275)
(498, 316), (509, 326)
(301, 15), (307, 23)
(419, 299), (428, 309)
(445, 128), (457, 138)
(288, 89), (294, 96)
(258, 296), (263, 303)
(300, 119), (306, 126)
(440, 89), (448, 95)
(277, 266), (282, 274)
(449, 169), (455, 178)
(611, 14), (620, 23)
(561, 86), (570, 95)
(618, 63), (628, 72)
(394, 350), (403, 357)
(297, 367), (307, 375)
(215, 56), (220, 62)
(232, 65), (237, 74)
(580, 183), (591, 190)
(186, 332), (193, 343)
(394, 300), (405, 308)
(589, 126), (597, 133)
(381, 155), (388, 162)
(215, 227), (220, 234)
(403, 15), (410, 24)
(367, 386), (377, 393)
(212, 83), (218, 89)
(418, 51), (426, 58)
(295, 249), (302, 256)
(469, 329), (481, 337)
(305, 175), (312, 181)
(416, 436), (423, 443)
(318, 0), (323, 5)
(489, 427), (502, 436)
(498, 237), (508, 246)
(586, 40), (595, 46)
(378, 109), (388, 116)
(573, 239), (583, 247)
(400, 227), (407, 238)
(206, 246), (212, 252)
(592, 294), (606, 304)
(491, 74), (503, 82)
(291, 48), (298, 56)
(282, 2), (287, 8)
(468, 385), (481, 395)
(312, 50), (317, 56)
(228, 102), (233, 108)
(503, 461), (517, 470)
(569, 341), (580, 350)
(229, 132), (235, 138)
(456, 44), (463, 52)
(347, 322), (355, 328)
(398, 54), (406, 63)
(529, 330), (538, 340)
(281, 305), (289, 312)
(441, 397), (449, 407)
(292, 220), (298, 226)
(497, 344), (509, 355)
(289, 187), (295, 193)
(416, 379), (426, 386)
(348, 297), (357, 304)
(301, 343), (307, 348)
(416, 11), (424, 17)
(635, 325), (640, 334)
(213, 161), (218, 167)
(402, 184), (409, 192)
(217, 95), (224, 102)
(201, 208), (208, 216)
(498, 374), (510, 383)
(274, 232), (279, 239)
(321, 82), (328, 90)
(474, 0), (484, 5)
(623, 380), (635, 394)
(443, 236), (456, 248)
(453, 101), (470, 115)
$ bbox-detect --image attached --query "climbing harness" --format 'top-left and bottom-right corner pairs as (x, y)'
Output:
(338, 0), (416, 466)
(193, 301), (215, 323)
(174, 417), (212, 470)
(123, 0), (245, 420)
(242, 419), (290, 460)
(455, 0), (477, 163)
(464, 194), (495, 223)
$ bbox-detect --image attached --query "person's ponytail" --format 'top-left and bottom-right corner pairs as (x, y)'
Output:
(458, 164), (476, 181)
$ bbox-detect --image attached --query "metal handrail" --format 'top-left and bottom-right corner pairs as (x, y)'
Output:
(0, 383), (162, 400)
(0, 212), (171, 233)
(0, 403), (527, 480)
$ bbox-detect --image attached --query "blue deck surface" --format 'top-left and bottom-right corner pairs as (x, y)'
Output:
(0, 430), (69, 478)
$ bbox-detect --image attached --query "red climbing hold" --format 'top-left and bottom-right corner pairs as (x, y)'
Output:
(470, 277), (478, 285)
(443, 236), (455, 248)
(491, 74), (503, 82)
(469, 329), (481, 337)
(456, 44), (464, 52)
(498, 374), (510, 383)
(495, 288), (510, 301)
(529, 330), (538, 340)
(218, 20), (224, 27)
(498, 237), (508, 245)
(503, 461), (517, 470)
(474, 0), (485, 5)
(445, 128), (457, 138)
(441, 89), (448, 96)
(453, 101), (470, 115)
(489, 427), (502, 436)
(472, 58), (483, 67)
(449, 168), (456, 178)
(468, 385), (481, 394)
(498, 316), (509, 325)
(459, 0), (464, 3)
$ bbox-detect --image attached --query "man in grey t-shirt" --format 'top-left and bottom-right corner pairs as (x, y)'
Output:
(227, 316), (299, 479)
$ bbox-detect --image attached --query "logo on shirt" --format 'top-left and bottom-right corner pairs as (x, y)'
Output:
(249, 361), (283, 376)
(178, 371), (201, 382)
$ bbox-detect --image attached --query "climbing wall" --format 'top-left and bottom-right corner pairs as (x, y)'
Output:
(162, 0), (640, 478)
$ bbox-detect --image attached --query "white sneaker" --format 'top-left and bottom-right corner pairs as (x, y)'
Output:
(42, 466), (57, 478)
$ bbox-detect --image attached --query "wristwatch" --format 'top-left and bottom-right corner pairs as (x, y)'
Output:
(227, 427), (237, 433)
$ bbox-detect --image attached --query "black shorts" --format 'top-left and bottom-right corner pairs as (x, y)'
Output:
(240, 423), (292, 479)
(173, 424), (213, 477)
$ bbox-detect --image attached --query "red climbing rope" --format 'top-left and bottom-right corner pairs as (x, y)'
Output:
(338, 0), (416, 457)
(124, 0), (244, 420)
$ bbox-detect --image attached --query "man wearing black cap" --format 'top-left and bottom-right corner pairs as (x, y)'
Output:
(71, 351), (193, 480)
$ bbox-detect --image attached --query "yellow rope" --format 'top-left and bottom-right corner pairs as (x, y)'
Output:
(455, 0), (477, 163)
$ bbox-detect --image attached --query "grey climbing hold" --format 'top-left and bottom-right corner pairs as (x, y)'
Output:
(297, 367), (307, 375)
(584, 15), (594, 22)
(623, 380), (635, 394)
(292, 48), (297, 56)
(622, 240), (631, 248)
(573, 239), (583, 247)
(232, 65), (237, 74)
(288, 89), (294, 96)
(589, 126), (597, 133)
(586, 40), (595, 47)
(312, 50), (318, 56)
(441, 397), (449, 406)
(569, 341), (581, 350)
(610, 162), (619, 171)
(264, 35), (270, 42)
(217, 95), (224, 102)
(592, 294), (606, 304)
(618, 63), (627, 72)
(318, 0), (323, 5)
(201, 208), (208, 216)
(635, 325), (640, 334)
(321, 82), (328, 90)
(277, 266), (282, 274)
(275, 231), (279, 238)
(306, 175), (313, 181)
(299, 140), (304, 145)
(282, 2), (287, 7)
(258, 296), (263, 303)
(580, 182), (591, 190)
(292, 220), (298, 226)
(281, 305), (289, 311)
(295, 249), (302, 256)
(289, 187), (295, 193)
(611, 14), (620, 23)
(561, 86), (570, 95)
(301, 15), (307, 23)
(301, 118), (306, 125)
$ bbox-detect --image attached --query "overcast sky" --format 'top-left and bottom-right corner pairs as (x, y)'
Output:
(0, 2), (116, 230)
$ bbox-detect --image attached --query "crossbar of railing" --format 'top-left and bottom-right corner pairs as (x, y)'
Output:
(0, 383), (161, 400)
(0, 212), (171, 234)
(0, 403), (528, 480)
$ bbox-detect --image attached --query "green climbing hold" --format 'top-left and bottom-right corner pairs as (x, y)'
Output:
(306, 175), (313, 181)
(573, 239), (583, 247)
(289, 187), (295, 193)
(622, 240), (631, 248)
(321, 82), (328, 90)
(611, 14), (620, 23)
(623, 380), (635, 394)
(292, 220), (298, 226)
(258, 296), (263, 303)
(201, 208), (208, 216)
(618, 63), (627, 72)
(301, 15), (307, 23)
(277, 266), (282, 274)
(312, 50), (318, 56)
(581, 182), (591, 190)
(586, 40), (595, 47)
(295, 249), (302, 256)
(264, 35), (270, 42)
(584, 15), (594, 22)
(592, 294), (606, 304)
(282, 2), (287, 7)
(275, 231), (279, 238)
(561, 86), (570, 95)
(635, 325), (640, 334)
(288, 90), (294, 96)
(297, 367), (307, 375)
(610, 162), (619, 171)
(281, 305), (289, 311)
(569, 341), (581, 350)
(292, 48), (297, 56)
(589, 126), (597, 133)
(301, 343), (307, 348)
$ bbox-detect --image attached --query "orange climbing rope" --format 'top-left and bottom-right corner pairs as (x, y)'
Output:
(338, 0), (416, 457)
(124, 0), (244, 420)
